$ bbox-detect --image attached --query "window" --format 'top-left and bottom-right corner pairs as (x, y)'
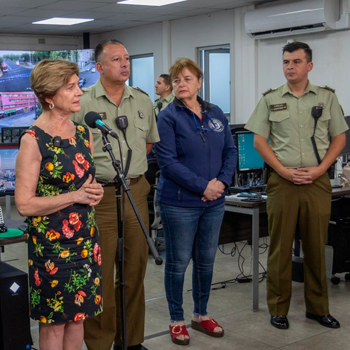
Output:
(129, 54), (154, 99)
(198, 46), (230, 117)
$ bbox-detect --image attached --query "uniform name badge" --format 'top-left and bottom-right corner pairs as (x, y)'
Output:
(270, 103), (287, 111)
(138, 110), (145, 119)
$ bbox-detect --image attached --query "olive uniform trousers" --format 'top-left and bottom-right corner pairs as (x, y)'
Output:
(84, 176), (150, 350)
(266, 171), (331, 316)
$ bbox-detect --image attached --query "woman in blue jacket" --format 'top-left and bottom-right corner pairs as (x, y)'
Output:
(154, 58), (237, 346)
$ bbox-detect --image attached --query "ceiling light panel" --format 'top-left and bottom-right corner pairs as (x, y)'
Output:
(32, 17), (94, 25)
(117, 0), (187, 7)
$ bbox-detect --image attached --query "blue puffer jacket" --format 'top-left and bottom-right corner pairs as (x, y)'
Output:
(154, 97), (237, 208)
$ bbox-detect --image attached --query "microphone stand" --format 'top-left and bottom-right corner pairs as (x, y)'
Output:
(100, 133), (163, 350)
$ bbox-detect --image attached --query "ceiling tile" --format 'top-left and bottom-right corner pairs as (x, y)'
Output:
(0, 0), (283, 35)
(39, 1), (105, 11)
(0, 0), (58, 8)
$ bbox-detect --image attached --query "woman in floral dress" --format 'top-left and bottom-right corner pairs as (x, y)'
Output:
(15, 59), (104, 350)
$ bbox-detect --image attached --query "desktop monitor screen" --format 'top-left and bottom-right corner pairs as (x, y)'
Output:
(340, 116), (350, 156)
(0, 49), (97, 133)
(0, 144), (18, 196)
(230, 123), (246, 136)
(236, 131), (265, 171)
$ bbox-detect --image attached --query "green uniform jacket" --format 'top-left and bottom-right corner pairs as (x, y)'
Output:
(71, 79), (160, 180)
(153, 93), (174, 116)
(245, 82), (348, 168)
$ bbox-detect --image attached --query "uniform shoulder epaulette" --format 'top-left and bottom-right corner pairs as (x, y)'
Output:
(319, 85), (335, 93)
(81, 87), (90, 93)
(262, 88), (277, 96)
(131, 86), (149, 97)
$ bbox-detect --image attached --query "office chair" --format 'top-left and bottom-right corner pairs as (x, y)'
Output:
(150, 171), (162, 248)
(144, 158), (163, 249)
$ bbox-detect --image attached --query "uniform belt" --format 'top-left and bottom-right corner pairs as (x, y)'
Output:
(97, 175), (143, 187)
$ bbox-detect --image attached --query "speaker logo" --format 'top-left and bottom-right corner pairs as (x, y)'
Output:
(10, 282), (20, 294)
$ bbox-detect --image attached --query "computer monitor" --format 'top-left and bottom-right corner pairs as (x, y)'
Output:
(0, 144), (18, 196)
(229, 123), (246, 136)
(340, 116), (350, 156)
(236, 131), (265, 171)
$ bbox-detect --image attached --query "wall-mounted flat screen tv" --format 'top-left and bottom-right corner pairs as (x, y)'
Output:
(0, 49), (98, 133)
(0, 144), (18, 196)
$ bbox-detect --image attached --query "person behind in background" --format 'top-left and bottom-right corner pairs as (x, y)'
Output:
(71, 39), (159, 350)
(154, 58), (237, 346)
(15, 59), (104, 350)
(154, 74), (174, 119)
(245, 41), (347, 330)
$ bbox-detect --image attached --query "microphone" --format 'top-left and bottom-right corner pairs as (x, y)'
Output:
(85, 111), (118, 139)
(311, 106), (323, 120)
(116, 116), (128, 131)
(157, 101), (163, 112)
(115, 115), (132, 177)
(53, 136), (61, 147)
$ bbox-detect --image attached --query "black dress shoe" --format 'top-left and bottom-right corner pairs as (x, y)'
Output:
(270, 315), (289, 329)
(305, 312), (340, 328)
(114, 345), (149, 350)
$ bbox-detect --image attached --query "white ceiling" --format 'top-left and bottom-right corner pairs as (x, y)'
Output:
(0, 0), (281, 36)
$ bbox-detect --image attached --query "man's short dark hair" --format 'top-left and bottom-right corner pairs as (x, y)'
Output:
(95, 39), (125, 62)
(282, 42), (312, 62)
(160, 74), (172, 90)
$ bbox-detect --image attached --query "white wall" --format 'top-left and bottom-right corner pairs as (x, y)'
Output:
(256, 30), (350, 117)
(2, 6), (350, 122)
(91, 23), (163, 99)
(0, 33), (82, 51)
(93, 6), (350, 123)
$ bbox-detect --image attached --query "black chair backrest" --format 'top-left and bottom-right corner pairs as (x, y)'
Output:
(145, 158), (160, 186)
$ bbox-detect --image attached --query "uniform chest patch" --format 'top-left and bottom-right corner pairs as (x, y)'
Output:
(270, 103), (287, 111)
(208, 118), (224, 132)
(98, 112), (107, 120)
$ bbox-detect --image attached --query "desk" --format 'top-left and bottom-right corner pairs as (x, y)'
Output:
(0, 218), (27, 260)
(224, 186), (350, 312)
(225, 198), (266, 311)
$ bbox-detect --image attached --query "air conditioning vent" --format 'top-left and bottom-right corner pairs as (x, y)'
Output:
(245, 0), (340, 39)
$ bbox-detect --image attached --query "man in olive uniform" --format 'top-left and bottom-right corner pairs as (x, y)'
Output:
(154, 74), (174, 119)
(245, 42), (347, 330)
(71, 39), (159, 350)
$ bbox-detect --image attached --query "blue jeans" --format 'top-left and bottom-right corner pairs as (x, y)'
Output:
(160, 202), (225, 322)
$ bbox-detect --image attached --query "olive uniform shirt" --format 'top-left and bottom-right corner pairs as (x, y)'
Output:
(71, 79), (160, 180)
(153, 93), (174, 116)
(245, 82), (348, 168)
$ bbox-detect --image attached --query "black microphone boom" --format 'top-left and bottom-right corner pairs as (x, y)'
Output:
(84, 111), (119, 139)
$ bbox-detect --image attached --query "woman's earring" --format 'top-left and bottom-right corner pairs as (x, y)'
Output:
(49, 103), (54, 110)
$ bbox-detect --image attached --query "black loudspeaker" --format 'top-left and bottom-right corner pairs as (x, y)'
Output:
(0, 261), (32, 350)
(83, 32), (90, 49)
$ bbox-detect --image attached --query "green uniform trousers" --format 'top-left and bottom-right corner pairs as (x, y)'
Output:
(84, 176), (150, 350)
(266, 171), (331, 316)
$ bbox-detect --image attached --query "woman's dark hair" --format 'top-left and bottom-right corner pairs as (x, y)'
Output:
(169, 58), (203, 84)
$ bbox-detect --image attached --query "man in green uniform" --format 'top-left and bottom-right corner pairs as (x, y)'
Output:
(245, 42), (347, 330)
(71, 39), (159, 350)
(153, 74), (174, 119)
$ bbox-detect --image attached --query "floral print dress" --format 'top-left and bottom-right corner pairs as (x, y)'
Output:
(25, 123), (102, 323)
